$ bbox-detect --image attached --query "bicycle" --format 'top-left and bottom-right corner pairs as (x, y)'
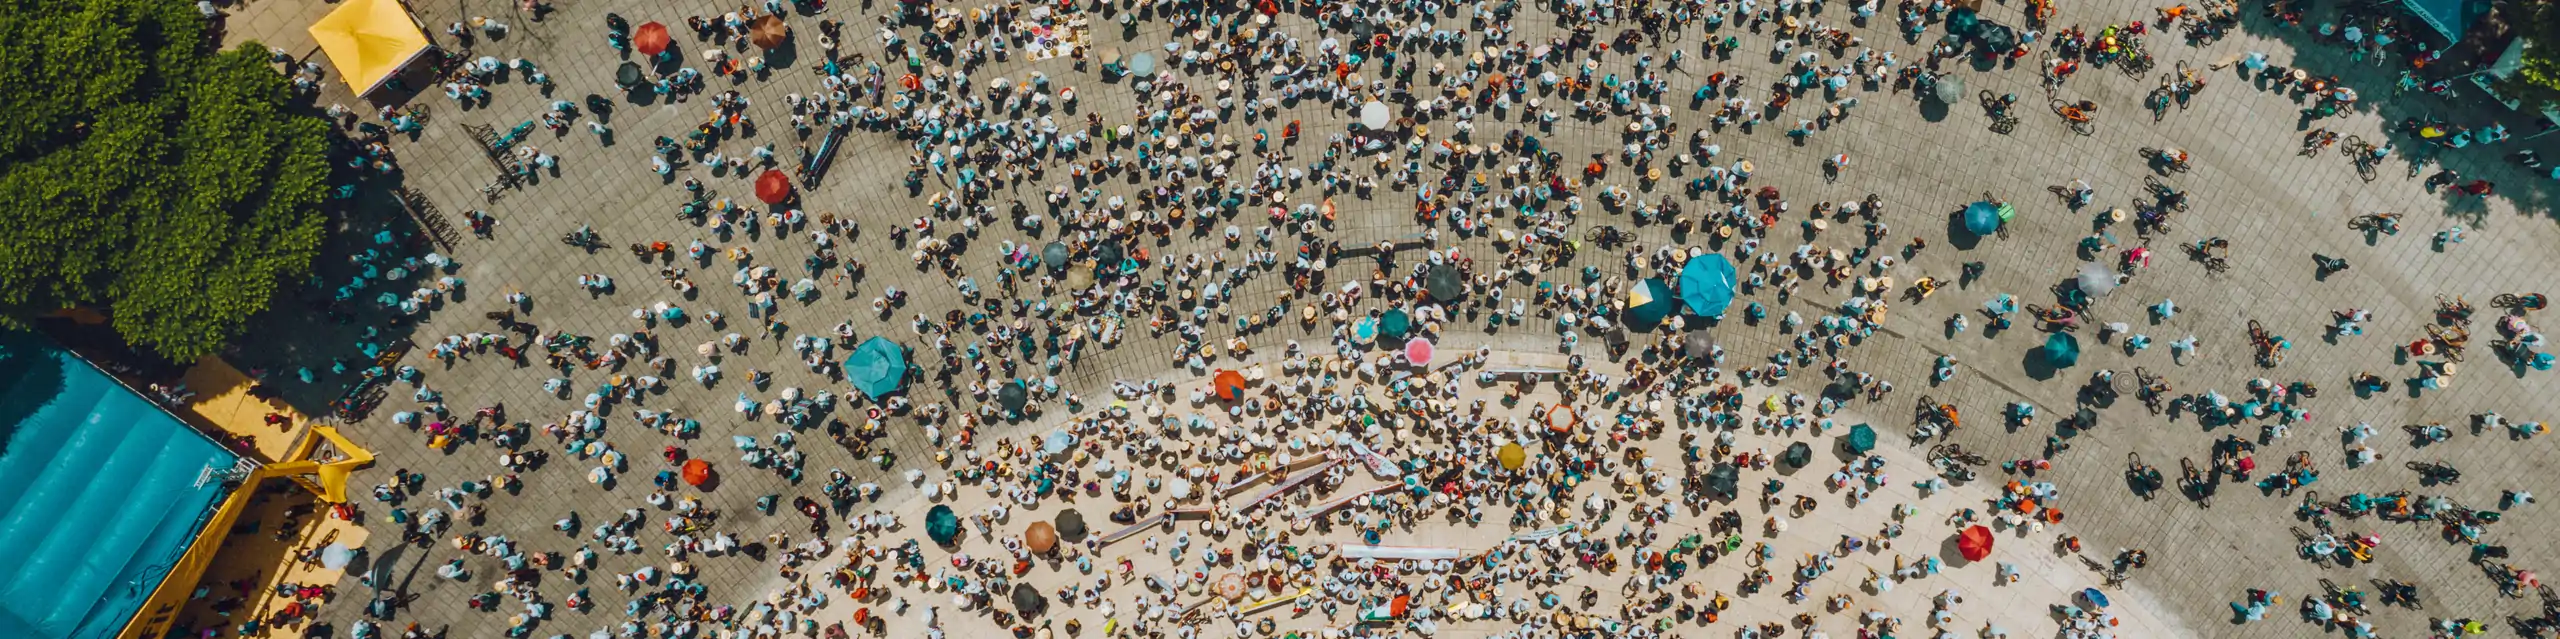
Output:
(2491, 293), (2548, 312)
(2140, 147), (2192, 172)
(2146, 86), (2173, 123)
(2143, 176), (2190, 212)
(2051, 98), (2098, 135)
(2346, 213), (2401, 235)
(1584, 225), (1633, 246)
(2300, 129), (2338, 157)
(1979, 90), (2020, 134)
(2048, 182), (2094, 208)
(2342, 135), (2381, 182)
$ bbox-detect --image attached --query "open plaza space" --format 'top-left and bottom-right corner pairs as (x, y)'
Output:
(66, 0), (2560, 636)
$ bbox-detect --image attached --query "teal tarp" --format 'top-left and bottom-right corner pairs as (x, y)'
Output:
(0, 331), (241, 639)
(844, 336), (910, 398)
(1678, 254), (1738, 317)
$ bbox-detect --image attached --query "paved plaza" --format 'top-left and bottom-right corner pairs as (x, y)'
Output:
(200, 0), (2560, 636)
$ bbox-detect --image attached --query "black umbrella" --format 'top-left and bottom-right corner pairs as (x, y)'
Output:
(1042, 242), (1071, 271)
(616, 61), (644, 87)
(997, 381), (1029, 412)
(1094, 242), (1125, 268)
(1683, 331), (1716, 358)
(2074, 407), (2099, 429)
(1425, 264), (1464, 302)
(1011, 583), (1047, 616)
(1977, 23), (2018, 52)
(1705, 464), (1740, 497)
(1782, 442), (1812, 468)
(1054, 509), (1088, 542)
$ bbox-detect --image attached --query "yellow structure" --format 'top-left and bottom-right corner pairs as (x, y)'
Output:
(307, 0), (434, 95)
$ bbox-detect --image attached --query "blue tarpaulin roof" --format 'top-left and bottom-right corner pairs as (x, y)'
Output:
(2402, 0), (2469, 41)
(0, 330), (239, 639)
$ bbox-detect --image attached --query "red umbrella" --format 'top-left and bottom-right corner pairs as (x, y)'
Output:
(681, 459), (712, 486)
(1212, 370), (1246, 400)
(755, 169), (792, 204)
(1957, 525), (1994, 561)
(635, 22), (672, 56)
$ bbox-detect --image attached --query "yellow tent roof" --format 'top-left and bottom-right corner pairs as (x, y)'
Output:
(307, 0), (431, 94)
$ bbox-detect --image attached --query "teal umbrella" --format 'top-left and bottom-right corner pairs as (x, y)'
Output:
(926, 504), (960, 545)
(997, 380), (1030, 412)
(2044, 333), (2082, 368)
(1380, 309), (1412, 340)
(843, 336), (910, 399)
(1623, 278), (1675, 331)
(1425, 264), (1465, 302)
(1963, 201), (2003, 235)
(1678, 254), (1738, 317)
(1782, 442), (1813, 467)
(1042, 242), (1071, 270)
(1844, 424), (1878, 454)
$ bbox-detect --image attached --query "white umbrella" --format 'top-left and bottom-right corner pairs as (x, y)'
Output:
(319, 543), (356, 569)
(2076, 262), (2118, 297)
(1359, 102), (1391, 129)
(1170, 478), (1194, 499)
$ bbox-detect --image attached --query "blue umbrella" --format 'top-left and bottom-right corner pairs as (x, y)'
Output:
(1963, 201), (2003, 235)
(843, 336), (910, 398)
(1678, 254), (1738, 317)
(2081, 588), (2111, 608)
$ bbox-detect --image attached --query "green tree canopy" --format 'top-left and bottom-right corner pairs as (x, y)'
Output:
(0, 0), (329, 360)
(2502, 0), (2560, 109)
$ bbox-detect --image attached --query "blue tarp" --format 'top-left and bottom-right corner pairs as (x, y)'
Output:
(1678, 254), (1739, 317)
(2401, 0), (2468, 41)
(0, 331), (240, 639)
(843, 336), (910, 398)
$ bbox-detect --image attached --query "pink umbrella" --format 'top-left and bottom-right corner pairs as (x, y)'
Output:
(1404, 337), (1434, 364)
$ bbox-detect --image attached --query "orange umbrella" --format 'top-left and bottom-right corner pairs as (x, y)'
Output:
(1213, 370), (1247, 400)
(635, 21), (671, 56)
(1957, 525), (1994, 561)
(681, 459), (711, 486)
(1545, 405), (1578, 432)
(755, 169), (793, 204)
(1025, 521), (1058, 553)
(749, 15), (790, 49)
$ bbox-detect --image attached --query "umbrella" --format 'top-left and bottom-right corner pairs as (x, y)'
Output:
(1054, 509), (1089, 541)
(1683, 330), (1716, 358)
(2044, 333), (2082, 368)
(997, 380), (1029, 412)
(1844, 424), (1878, 453)
(843, 337), (909, 398)
(749, 14), (789, 49)
(1947, 8), (1980, 34)
(1127, 52), (1157, 75)
(1360, 101), (1391, 129)
(1978, 22), (2018, 51)
(755, 169), (793, 204)
(1041, 242), (1070, 269)
(1379, 309), (1412, 340)
(1094, 242), (1125, 268)
(1012, 583), (1047, 615)
(634, 22), (671, 56)
(319, 543), (356, 570)
(1213, 369), (1247, 400)
(2076, 262), (2117, 297)
(1545, 405), (1578, 432)
(2081, 588), (2111, 608)
(615, 61), (644, 86)
(1496, 443), (1527, 470)
(1704, 464), (1741, 496)
(1042, 429), (1074, 456)
(1782, 442), (1812, 468)
(1678, 254), (1738, 317)
(1963, 201), (2003, 235)
(1425, 264), (1464, 301)
(681, 459), (711, 486)
(1352, 318), (1379, 343)
(1624, 278), (1675, 331)
(2073, 407), (2099, 429)
(1025, 521), (1059, 553)
(1932, 73), (1966, 104)
(926, 504), (960, 545)
(1404, 338), (1435, 365)
(1216, 573), (1249, 600)
(1957, 525), (1995, 561)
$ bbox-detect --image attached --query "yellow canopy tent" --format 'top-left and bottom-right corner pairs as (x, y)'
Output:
(307, 0), (432, 95)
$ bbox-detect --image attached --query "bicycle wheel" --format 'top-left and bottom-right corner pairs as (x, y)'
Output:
(2355, 160), (2377, 182)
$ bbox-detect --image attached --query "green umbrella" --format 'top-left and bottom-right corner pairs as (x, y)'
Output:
(1425, 264), (1465, 302)
(1705, 464), (1741, 497)
(926, 504), (960, 545)
(1782, 442), (1812, 468)
(1379, 309), (1412, 340)
(997, 380), (1029, 412)
(2044, 333), (2082, 368)
(1844, 424), (1878, 454)
(843, 336), (910, 399)
(1054, 509), (1089, 542)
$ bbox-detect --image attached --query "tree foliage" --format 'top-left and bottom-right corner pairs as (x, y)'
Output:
(2504, 0), (2560, 109)
(0, 0), (328, 360)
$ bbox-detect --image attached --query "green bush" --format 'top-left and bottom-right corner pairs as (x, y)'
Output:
(0, 0), (328, 360)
